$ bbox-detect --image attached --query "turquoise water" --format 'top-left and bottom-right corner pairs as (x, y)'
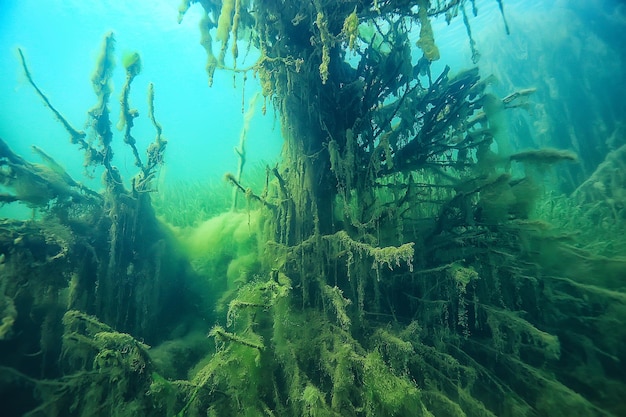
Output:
(0, 0), (283, 202)
(1, 0), (626, 416)
(2, 0), (622, 196)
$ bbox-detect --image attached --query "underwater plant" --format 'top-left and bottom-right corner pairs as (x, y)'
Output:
(171, 1), (626, 416)
(1, 1), (625, 417)
(1, 33), (203, 416)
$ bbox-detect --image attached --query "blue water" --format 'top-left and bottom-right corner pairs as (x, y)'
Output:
(0, 0), (283, 206)
(0, 0), (624, 203)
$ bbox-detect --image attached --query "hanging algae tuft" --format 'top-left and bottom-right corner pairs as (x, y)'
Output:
(342, 8), (359, 52)
(179, 0), (249, 85)
(215, 0), (235, 44)
(416, 0), (441, 61)
(199, 14), (219, 87)
(215, 0), (236, 65)
(315, 9), (332, 84)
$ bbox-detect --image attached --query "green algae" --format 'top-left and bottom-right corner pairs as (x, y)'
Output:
(1, 2), (626, 417)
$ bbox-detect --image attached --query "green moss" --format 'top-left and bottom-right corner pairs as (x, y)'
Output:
(91, 31), (116, 98)
(121, 51), (142, 76)
(215, 0), (235, 44)
(416, 0), (440, 61)
(448, 263), (478, 287)
(302, 384), (336, 417)
(315, 11), (331, 84)
(0, 286), (17, 340)
(363, 351), (424, 417)
(341, 8), (359, 51)
(177, 211), (263, 294)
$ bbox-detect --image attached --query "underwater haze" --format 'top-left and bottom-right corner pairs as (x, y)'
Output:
(1, 0), (626, 416)
(0, 0), (283, 218)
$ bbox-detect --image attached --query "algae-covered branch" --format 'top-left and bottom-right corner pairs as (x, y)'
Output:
(165, 1), (625, 416)
(1, 33), (202, 414)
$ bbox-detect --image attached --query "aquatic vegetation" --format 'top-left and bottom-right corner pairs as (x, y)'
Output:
(152, 160), (269, 227)
(2, 32), (194, 393)
(1, 1), (626, 417)
(0, 138), (101, 207)
(152, 178), (232, 227)
(117, 51), (142, 148)
(416, 0), (440, 61)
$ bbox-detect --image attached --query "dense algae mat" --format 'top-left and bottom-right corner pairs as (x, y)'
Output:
(1, 1), (626, 416)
